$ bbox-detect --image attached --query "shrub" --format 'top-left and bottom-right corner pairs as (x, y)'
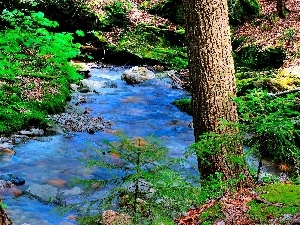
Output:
(0, 9), (82, 134)
(234, 89), (300, 170)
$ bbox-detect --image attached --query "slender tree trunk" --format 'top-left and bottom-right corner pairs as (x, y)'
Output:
(277, 0), (287, 18)
(182, 0), (252, 186)
(0, 201), (12, 225)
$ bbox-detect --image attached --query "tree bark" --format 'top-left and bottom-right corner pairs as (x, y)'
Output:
(182, 0), (252, 186)
(277, 0), (287, 18)
(0, 201), (12, 225)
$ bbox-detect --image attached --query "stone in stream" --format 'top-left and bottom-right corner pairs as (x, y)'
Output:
(121, 66), (155, 84)
(0, 174), (25, 186)
(24, 184), (61, 205)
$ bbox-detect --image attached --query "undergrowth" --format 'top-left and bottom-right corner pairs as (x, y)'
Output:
(0, 9), (82, 134)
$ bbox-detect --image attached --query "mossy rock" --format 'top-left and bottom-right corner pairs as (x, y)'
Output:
(232, 38), (286, 70)
(101, 24), (188, 70)
(235, 70), (285, 95)
(272, 66), (300, 90)
(172, 98), (192, 115)
(228, 0), (261, 25)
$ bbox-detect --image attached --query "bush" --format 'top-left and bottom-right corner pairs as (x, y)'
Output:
(0, 0), (99, 33)
(0, 9), (82, 134)
(234, 89), (300, 170)
(232, 37), (286, 70)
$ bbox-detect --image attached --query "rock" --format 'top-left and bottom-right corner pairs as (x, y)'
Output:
(60, 187), (84, 196)
(30, 128), (44, 136)
(19, 130), (33, 136)
(70, 61), (90, 72)
(50, 113), (112, 132)
(24, 184), (60, 205)
(273, 66), (300, 90)
(0, 174), (25, 186)
(291, 212), (300, 225)
(102, 210), (132, 225)
(153, 65), (164, 72)
(121, 66), (155, 84)
(0, 147), (15, 156)
(11, 135), (30, 144)
(0, 180), (13, 188)
(70, 83), (79, 91)
(80, 79), (117, 93)
(78, 86), (90, 93)
(59, 187), (84, 205)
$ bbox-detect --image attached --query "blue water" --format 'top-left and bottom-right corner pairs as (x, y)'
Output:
(0, 67), (196, 224)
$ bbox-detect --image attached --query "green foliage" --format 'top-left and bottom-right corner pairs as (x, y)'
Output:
(114, 23), (188, 70)
(228, 0), (261, 25)
(232, 37), (286, 70)
(188, 122), (247, 172)
(73, 133), (201, 223)
(248, 183), (300, 223)
(147, 0), (185, 25)
(172, 98), (192, 115)
(234, 89), (300, 169)
(101, 0), (131, 29)
(0, 9), (82, 134)
(235, 70), (277, 95)
(0, 0), (99, 32)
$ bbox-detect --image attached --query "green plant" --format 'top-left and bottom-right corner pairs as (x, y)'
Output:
(101, 0), (130, 29)
(71, 133), (203, 224)
(234, 89), (300, 171)
(248, 183), (300, 223)
(172, 98), (192, 115)
(0, 9), (83, 134)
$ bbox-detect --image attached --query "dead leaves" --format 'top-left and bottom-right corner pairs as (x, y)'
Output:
(235, 0), (300, 68)
(175, 189), (257, 225)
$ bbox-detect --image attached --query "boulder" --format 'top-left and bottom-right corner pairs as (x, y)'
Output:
(24, 184), (60, 205)
(273, 66), (300, 90)
(0, 174), (25, 186)
(121, 66), (155, 84)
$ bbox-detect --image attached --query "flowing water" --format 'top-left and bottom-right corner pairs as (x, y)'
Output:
(0, 67), (197, 224)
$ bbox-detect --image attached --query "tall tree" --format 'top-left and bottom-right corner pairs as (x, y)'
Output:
(182, 0), (252, 186)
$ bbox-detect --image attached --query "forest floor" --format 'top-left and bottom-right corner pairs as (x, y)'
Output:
(235, 0), (300, 68)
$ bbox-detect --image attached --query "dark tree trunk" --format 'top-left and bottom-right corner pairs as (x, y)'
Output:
(0, 201), (12, 225)
(182, 0), (252, 186)
(277, 0), (287, 18)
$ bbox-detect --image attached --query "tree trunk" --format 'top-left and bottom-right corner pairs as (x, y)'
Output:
(277, 0), (287, 18)
(182, 0), (252, 186)
(0, 201), (12, 225)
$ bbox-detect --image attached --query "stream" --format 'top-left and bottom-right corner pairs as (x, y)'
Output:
(0, 66), (197, 224)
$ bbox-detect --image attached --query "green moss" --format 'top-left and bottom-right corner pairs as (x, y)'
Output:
(114, 24), (188, 70)
(199, 204), (224, 225)
(232, 37), (286, 70)
(228, 0), (261, 25)
(147, 0), (185, 25)
(248, 183), (300, 224)
(172, 98), (192, 115)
